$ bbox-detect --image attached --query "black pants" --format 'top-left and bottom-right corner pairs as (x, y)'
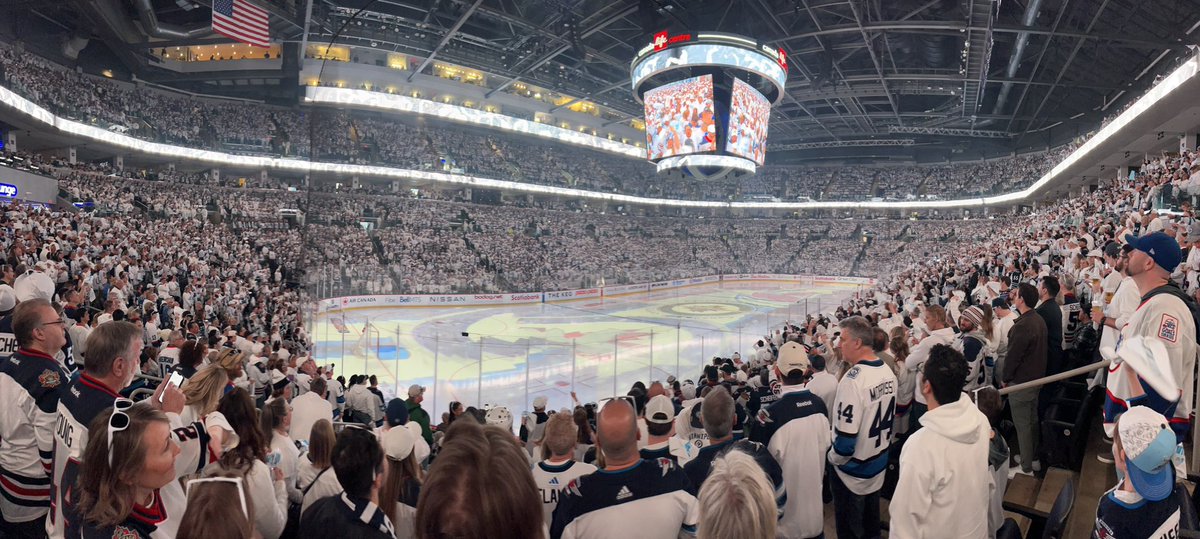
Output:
(1, 514), (48, 539)
(829, 467), (881, 539)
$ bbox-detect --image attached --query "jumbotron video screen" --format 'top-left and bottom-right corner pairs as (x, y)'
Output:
(725, 78), (770, 166)
(643, 74), (717, 160)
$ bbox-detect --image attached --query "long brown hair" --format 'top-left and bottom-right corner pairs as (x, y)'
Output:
(378, 448), (424, 528)
(308, 419), (336, 469)
(888, 326), (911, 363)
(216, 388), (268, 472)
(77, 405), (170, 528)
(415, 420), (542, 539)
(177, 472), (257, 539)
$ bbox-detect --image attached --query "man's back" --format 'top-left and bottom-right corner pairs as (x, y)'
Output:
(1036, 300), (1064, 373)
(550, 459), (697, 539)
(290, 391), (334, 441)
(890, 396), (991, 538)
(0, 348), (67, 523)
(1004, 312), (1048, 385)
(760, 389), (831, 539)
(682, 438), (782, 498)
(47, 374), (121, 538)
(300, 492), (396, 539)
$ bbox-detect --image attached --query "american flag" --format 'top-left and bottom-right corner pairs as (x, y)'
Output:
(211, 0), (270, 48)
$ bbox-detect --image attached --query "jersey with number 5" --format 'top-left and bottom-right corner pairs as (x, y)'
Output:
(828, 358), (897, 496)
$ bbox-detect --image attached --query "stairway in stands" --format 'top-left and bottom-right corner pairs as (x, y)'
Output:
(368, 232), (403, 292)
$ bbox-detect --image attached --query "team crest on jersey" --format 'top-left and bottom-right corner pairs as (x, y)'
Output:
(39, 369), (61, 388)
(657, 458), (675, 474)
(846, 366), (861, 380)
(111, 525), (138, 539)
(1159, 314), (1180, 343)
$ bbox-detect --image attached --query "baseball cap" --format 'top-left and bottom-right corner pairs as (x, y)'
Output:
(381, 425), (417, 461)
(809, 354), (826, 372)
(990, 297), (1009, 310)
(776, 342), (811, 376)
(407, 384), (425, 398)
(1103, 241), (1123, 258)
(1124, 232), (1183, 272)
(645, 395), (676, 424)
(386, 398), (409, 427)
(1117, 406), (1177, 501)
(532, 396), (548, 409)
(0, 285), (16, 312)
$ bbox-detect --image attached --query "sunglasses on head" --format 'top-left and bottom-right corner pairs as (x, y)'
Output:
(106, 399), (136, 468)
(185, 476), (248, 521)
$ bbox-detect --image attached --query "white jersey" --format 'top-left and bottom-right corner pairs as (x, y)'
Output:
(532, 460), (597, 526)
(828, 358), (897, 495)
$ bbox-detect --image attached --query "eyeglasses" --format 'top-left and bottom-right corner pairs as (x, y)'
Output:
(338, 422), (378, 437)
(106, 399), (135, 468)
(40, 319), (66, 327)
(185, 476), (248, 521)
(597, 395), (636, 412)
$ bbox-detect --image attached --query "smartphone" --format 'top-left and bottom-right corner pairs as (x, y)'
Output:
(266, 451), (281, 470)
(159, 371), (185, 403)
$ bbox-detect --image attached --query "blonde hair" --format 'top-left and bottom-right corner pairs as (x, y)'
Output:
(379, 449), (424, 528)
(308, 420), (336, 469)
(540, 412), (578, 461)
(214, 348), (246, 377)
(182, 365), (229, 416)
(177, 472), (256, 539)
(696, 450), (777, 539)
(77, 405), (170, 528)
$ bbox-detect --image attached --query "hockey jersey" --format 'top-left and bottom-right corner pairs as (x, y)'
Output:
(532, 459), (597, 527)
(549, 459), (698, 539)
(1092, 483), (1180, 539)
(828, 358), (898, 495)
(0, 348), (68, 523)
(756, 386), (831, 539)
(48, 373), (123, 538)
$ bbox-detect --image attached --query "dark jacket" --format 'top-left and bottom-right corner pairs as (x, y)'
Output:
(1003, 308), (1048, 386)
(1035, 300), (1064, 375)
(300, 493), (396, 539)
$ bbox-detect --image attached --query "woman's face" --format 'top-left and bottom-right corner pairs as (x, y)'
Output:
(134, 421), (180, 492)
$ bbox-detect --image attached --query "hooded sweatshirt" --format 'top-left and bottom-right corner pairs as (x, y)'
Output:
(890, 393), (992, 539)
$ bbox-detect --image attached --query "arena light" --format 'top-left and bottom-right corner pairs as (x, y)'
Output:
(304, 87), (643, 159)
(0, 53), (1196, 211)
(656, 154), (756, 175)
(981, 52), (1200, 206)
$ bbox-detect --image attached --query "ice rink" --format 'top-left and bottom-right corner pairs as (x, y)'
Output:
(309, 280), (861, 418)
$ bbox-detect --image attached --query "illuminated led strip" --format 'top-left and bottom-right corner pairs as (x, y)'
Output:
(631, 43), (788, 103)
(0, 52), (1194, 210)
(305, 87), (643, 159)
(656, 154), (757, 175)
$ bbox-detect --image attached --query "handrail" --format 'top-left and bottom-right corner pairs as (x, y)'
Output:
(997, 359), (1109, 396)
(134, 373), (165, 384)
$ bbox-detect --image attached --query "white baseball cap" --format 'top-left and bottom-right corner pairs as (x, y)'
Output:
(645, 395), (676, 424)
(382, 424), (417, 461)
(776, 342), (811, 376)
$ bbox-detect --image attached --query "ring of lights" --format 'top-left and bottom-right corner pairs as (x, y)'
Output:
(630, 32), (789, 105)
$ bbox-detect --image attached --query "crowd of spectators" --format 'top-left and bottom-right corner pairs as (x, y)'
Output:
(0, 38), (1081, 204)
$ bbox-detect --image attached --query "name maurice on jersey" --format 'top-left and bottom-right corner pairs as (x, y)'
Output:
(869, 379), (895, 401)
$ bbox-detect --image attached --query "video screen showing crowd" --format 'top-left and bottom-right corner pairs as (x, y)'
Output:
(643, 75), (717, 160)
(725, 79), (770, 166)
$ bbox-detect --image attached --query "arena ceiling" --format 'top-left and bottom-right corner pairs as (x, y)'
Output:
(10, 0), (1200, 160)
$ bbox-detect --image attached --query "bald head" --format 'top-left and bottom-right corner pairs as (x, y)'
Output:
(596, 399), (639, 464)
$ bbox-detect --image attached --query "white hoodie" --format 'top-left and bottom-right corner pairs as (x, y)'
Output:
(890, 394), (992, 539)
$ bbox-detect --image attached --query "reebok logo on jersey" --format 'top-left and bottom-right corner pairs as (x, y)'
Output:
(616, 486), (633, 501)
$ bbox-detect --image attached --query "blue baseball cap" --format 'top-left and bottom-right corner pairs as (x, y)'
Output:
(1118, 406), (1177, 501)
(386, 398), (409, 427)
(1124, 232), (1183, 272)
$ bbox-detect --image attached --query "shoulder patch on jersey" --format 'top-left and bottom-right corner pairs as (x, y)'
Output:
(846, 366), (861, 380)
(39, 369), (61, 388)
(656, 458), (676, 473)
(1159, 314), (1180, 343)
(111, 525), (139, 539)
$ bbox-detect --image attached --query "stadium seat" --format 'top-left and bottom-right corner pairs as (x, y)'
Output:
(1038, 386), (1104, 471)
(1000, 478), (1075, 539)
